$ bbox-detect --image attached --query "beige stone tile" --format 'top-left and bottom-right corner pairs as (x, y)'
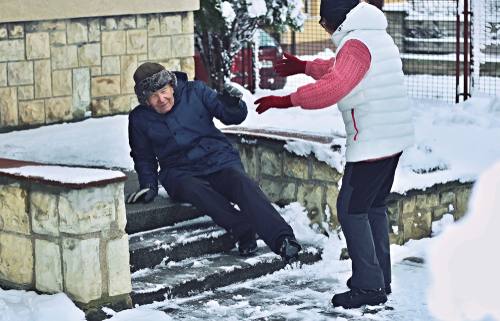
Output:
(297, 182), (325, 224)
(52, 70), (72, 97)
(67, 19), (88, 44)
(161, 14), (182, 35)
(91, 66), (102, 76)
(8, 23), (24, 38)
(91, 76), (120, 97)
(160, 58), (181, 72)
(102, 56), (120, 75)
(121, 55), (137, 94)
(34, 60), (52, 98)
(41, 20), (65, 31)
(19, 100), (45, 126)
(284, 152), (308, 179)
(181, 57), (195, 80)
(45, 96), (72, 123)
(137, 54), (147, 62)
(0, 87), (18, 127)
(0, 24), (7, 39)
(118, 16), (136, 29)
(51, 45), (78, 69)
(0, 233), (33, 285)
(0, 185), (29, 234)
(0, 40), (24, 62)
(102, 31), (126, 56)
(91, 98), (109, 117)
(137, 15), (147, 29)
(35, 239), (63, 293)
(30, 191), (59, 236)
(49, 31), (66, 45)
(8, 61), (33, 86)
(63, 237), (102, 303)
(171, 34), (194, 58)
(102, 17), (117, 31)
(259, 147), (282, 177)
(182, 12), (194, 34)
(78, 43), (101, 67)
(18, 86), (34, 100)
(148, 36), (171, 60)
(26, 32), (50, 60)
(127, 29), (147, 54)
(110, 95), (132, 114)
(72, 68), (91, 118)
(107, 235), (132, 296)
(88, 18), (101, 42)
(25, 22), (41, 32)
(147, 14), (160, 36)
(0, 63), (7, 86)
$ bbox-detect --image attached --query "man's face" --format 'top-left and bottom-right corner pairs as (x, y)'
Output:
(147, 85), (175, 114)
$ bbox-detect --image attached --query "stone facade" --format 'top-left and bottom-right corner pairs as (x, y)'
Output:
(225, 131), (474, 245)
(0, 11), (195, 132)
(0, 171), (130, 313)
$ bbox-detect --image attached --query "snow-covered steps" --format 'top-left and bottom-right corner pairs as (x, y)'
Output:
(123, 171), (204, 234)
(130, 243), (322, 306)
(128, 217), (236, 272)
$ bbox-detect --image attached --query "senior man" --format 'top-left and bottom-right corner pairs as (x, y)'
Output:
(125, 62), (301, 265)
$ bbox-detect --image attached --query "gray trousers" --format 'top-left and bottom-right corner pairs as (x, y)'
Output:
(174, 166), (294, 253)
(337, 153), (401, 290)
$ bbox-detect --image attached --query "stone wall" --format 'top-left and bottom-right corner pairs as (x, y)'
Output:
(0, 164), (131, 315)
(0, 11), (195, 132)
(225, 130), (473, 245)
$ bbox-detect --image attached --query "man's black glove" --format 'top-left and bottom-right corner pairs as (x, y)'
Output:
(125, 183), (158, 204)
(217, 83), (243, 113)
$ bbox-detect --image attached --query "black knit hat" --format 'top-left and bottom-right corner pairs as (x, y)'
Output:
(320, 0), (360, 26)
(133, 62), (177, 105)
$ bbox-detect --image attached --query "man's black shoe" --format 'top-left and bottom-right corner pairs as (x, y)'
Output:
(279, 236), (302, 266)
(346, 277), (392, 295)
(238, 230), (258, 256)
(331, 287), (387, 309)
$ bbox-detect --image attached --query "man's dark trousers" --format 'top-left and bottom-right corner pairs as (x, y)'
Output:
(175, 166), (294, 253)
(337, 153), (401, 290)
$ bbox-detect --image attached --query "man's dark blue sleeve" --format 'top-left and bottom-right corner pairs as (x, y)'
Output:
(128, 114), (158, 189)
(198, 82), (248, 125)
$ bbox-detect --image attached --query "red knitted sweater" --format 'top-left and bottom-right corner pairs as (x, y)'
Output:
(290, 39), (371, 109)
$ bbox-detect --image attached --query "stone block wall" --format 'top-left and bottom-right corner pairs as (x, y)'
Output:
(225, 131), (473, 245)
(0, 12), (195, 132)
(0, 168), (131, 314)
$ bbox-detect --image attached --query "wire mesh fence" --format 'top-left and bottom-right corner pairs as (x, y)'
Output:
(472, 0), (500, 97)
(261, 0), (500, 104)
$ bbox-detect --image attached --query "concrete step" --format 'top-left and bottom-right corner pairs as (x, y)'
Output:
(128, 216), (236, 272)
(130, 243), (322, 306)
(123, 171), (204, 234)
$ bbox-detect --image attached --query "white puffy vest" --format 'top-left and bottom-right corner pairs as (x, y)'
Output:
(332, 3), (415, 162)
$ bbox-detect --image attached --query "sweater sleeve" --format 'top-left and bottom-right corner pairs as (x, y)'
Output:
(305, 57), (336, 80)
(290, 39), (371, 110)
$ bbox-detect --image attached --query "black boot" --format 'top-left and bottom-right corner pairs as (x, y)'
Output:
(347, 277), (392, 295)
(238, 230), (258, 256)
(331, 287), (387, 309)
(278, 236), (302, 266)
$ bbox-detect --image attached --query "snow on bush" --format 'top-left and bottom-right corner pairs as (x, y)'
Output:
(429, 160), (500, 321)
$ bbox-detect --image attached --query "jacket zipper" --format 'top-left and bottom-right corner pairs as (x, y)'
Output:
(351, 109), (358, 141)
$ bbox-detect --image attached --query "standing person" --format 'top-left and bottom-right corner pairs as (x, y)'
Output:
(255, 0), (415, 308)
(126, 62), (302, 265)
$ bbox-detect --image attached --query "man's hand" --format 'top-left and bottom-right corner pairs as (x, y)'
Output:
(125, 184), (158, 204)
(255, 95), (294, 114)
(274, 52), (307, 77)
(217, 83), (243, 110)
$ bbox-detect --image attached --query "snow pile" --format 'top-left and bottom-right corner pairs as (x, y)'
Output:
(429, 160), (500, 321)
(0, 165), (125, 184)
(246, 0), (267, 18)
(103, 306), (174, 321)
(0, 288), (85, 321)
(220, 1), (236, 26)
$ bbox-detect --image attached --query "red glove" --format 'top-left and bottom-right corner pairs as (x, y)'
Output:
(274, 52), (307, 77)
(255, 95), (293, 114)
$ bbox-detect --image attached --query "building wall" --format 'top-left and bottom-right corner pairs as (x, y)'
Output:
(0, 2), (198, 132)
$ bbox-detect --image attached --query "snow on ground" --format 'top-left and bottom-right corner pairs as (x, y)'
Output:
(2, 159), (500, 320)
(0, 166), (125, 184)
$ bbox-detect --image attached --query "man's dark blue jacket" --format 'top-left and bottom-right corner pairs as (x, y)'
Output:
(128, 72), (247, 202)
